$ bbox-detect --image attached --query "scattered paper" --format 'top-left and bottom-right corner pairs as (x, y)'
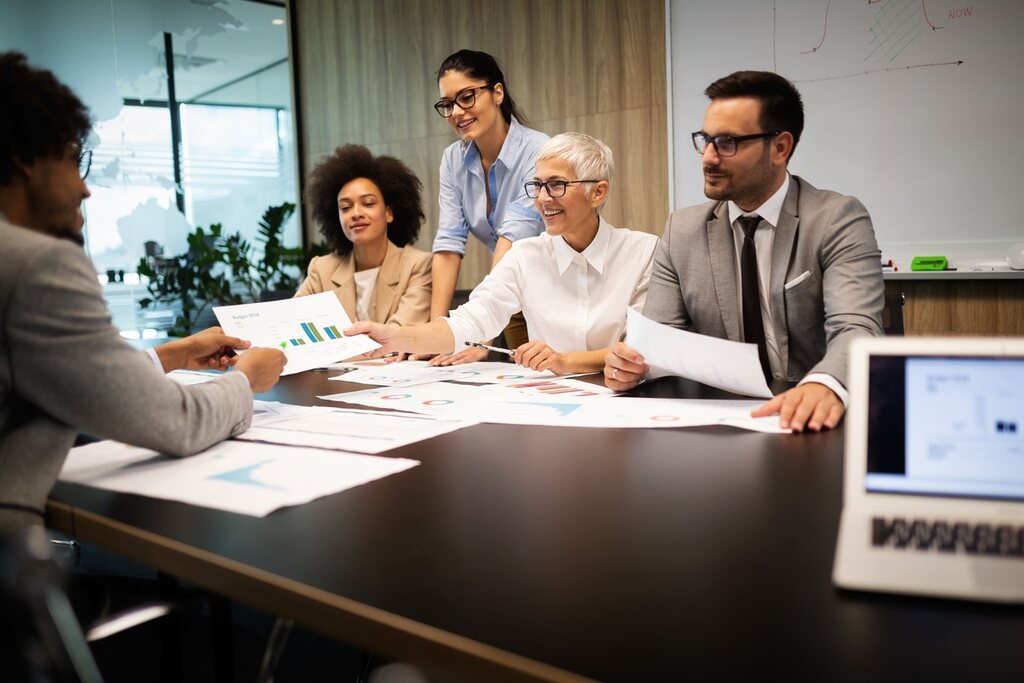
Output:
(626, 309), (773, 398)
(327, 359), (567, 386)
(60, 440), (418, 517)
(214, 292), (380, 375)
(327, 360), (473, 387)
(479, 395), (788, 432)
(167, 369), (223, 385)
(323, 383), (786, 433)
(502, 377), (613, 398)
(239, 401), (477, 453)
(320, 381), (498, 417)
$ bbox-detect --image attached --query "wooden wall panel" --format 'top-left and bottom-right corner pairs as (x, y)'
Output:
(537, 106), (667, 233)
(994, 281), (1024, 335)
(886, 280), (1024, 336)
(295, 0), (667, 289)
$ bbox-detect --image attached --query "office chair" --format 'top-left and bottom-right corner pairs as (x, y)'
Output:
(449, 288), (512, 356)
(882, 292), (906, 336)
(449, 288), (472, 312)
(0, 526), (173, 683)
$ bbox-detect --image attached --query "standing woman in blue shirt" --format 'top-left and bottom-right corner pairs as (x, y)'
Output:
(428, 49), (549, 364)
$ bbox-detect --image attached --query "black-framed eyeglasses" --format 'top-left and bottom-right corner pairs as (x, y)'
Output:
(434, 85), (493, 118)
(691, 131), (780, 157)
(77, 148), (92, 180)
(523, 179), (599, 199)
(69, 142), (92, 180)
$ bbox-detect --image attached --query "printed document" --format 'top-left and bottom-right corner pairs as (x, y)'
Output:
(60, 440), (418, 517)
(322, 383), (786, 433)
(167, 369), (222, 385)
(240, 401), (477, 453)
(214, 292), (379, 374)
(626, 309), (773, 398)
(328, 359), (564, 387)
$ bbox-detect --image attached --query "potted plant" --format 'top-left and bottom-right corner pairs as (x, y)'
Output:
(138, 202), (327, 336)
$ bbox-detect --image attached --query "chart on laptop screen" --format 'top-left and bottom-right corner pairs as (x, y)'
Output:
(902, 357), (1024, 498)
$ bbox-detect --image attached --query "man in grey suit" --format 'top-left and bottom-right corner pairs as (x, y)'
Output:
(0, 52), (287, 530)
(605, 71), (883, 432)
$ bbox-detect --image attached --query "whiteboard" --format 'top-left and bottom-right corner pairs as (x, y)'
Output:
(668, 0), (1024, 268)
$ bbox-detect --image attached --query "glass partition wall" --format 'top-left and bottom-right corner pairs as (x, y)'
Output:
(1, 0), (301, 337)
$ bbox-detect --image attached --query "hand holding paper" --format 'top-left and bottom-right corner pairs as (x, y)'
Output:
(214, 292), (380, 375)
(604, 342), (649, 392)
(621, 309), (773, 398)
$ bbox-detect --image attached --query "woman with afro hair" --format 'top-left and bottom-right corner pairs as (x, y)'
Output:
(295, 144), (431, 328)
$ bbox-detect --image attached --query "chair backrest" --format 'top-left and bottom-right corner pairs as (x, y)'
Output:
(448, 288), (513, 353)
(882, 292), (905, 336)
(449, 289), (472, 313)
(0, 527), (104, 682)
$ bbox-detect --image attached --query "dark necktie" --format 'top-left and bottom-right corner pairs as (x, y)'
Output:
(737, 215), (772, 383)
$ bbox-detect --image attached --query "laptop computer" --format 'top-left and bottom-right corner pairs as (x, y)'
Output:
(833, 336), (1024, 603)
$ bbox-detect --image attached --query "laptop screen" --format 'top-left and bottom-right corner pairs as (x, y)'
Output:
(865, 355), (1024, 501)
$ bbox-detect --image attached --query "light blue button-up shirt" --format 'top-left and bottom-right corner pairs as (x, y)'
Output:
(432, 117), (549, 255)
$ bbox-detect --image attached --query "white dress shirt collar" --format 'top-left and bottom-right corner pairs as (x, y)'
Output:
(727, 172), (790, 227)
(444, 219), (659, 355)
(551, 215), (612, 276)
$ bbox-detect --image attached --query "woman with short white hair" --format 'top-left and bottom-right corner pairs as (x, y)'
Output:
(347, 132), (659, 375)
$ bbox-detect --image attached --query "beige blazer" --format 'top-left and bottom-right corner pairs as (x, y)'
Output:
(295, 241), (431, 327)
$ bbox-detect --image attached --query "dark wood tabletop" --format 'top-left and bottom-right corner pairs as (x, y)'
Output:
(47, 371), (1024, 682)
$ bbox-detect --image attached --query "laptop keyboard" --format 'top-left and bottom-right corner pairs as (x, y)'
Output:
(871, 517), (1024, 557)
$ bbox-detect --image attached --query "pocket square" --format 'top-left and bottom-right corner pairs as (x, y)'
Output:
(784, 270), (812, 290)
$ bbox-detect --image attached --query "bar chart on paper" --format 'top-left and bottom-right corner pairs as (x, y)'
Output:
(284, 321), (347, 347)
(214, 292), (380, 374)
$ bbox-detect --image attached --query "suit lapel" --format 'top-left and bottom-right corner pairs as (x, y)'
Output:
(707, 203), (740, 341)
(769, 177), (801, 376)
(329, 255), (358, 321)
(373, 242), (401, 323)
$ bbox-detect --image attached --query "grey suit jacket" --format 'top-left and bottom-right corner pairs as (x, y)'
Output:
(294, 241), (432, 327)
(643, 175), (884, 386)
(0, 219), (254, 530)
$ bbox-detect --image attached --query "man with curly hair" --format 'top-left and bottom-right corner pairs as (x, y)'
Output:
(0, 52), (287, 530)
(296, 144), (431, 329)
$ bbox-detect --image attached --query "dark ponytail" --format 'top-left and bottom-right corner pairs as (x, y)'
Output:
(436, 49), (528, 127)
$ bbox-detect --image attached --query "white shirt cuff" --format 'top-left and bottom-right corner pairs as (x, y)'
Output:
(440, 317), (465, 356)
(145, 347), (164, 373)
(232, 368), (252, 388)
(799, 373), (849, 407)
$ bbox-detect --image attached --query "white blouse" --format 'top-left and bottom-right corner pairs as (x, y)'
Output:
(445, 217), (659, 353)
(353, 266), (380, 322)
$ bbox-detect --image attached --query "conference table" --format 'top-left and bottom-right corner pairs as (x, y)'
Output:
(46, 371), (1024, 681)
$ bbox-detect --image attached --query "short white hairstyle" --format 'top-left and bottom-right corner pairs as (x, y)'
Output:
(535, 132), (615, 206)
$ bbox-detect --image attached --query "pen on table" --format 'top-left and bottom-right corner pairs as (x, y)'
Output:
(466, 341), (515, 358)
